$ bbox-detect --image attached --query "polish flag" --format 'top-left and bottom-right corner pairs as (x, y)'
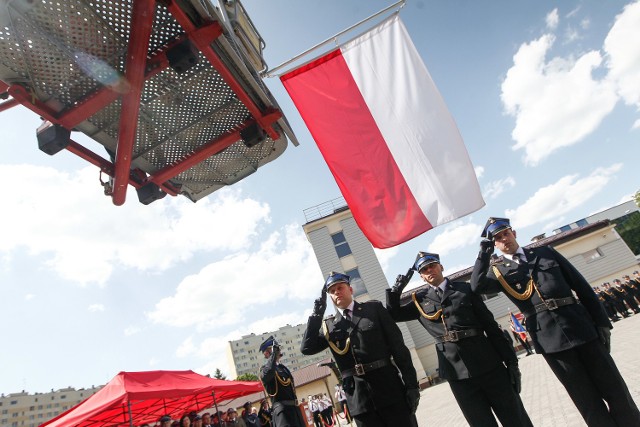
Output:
(281, 15), (484, 248)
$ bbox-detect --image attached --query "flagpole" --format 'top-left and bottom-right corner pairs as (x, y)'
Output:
(263, 0), (405, 77)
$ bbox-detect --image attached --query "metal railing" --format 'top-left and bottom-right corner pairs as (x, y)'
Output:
(303, 197), (349, 223)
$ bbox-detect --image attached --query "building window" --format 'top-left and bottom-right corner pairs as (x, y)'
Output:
(582, 248), (603, 263)
(331, 232), (352, 258)
(576, 219), (588, 227)
(559, 225), (571, 232)
(345, 268), (366, 297)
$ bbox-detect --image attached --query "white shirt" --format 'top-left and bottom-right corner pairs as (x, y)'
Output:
(512, 248), (527, 263)
(337, 301), (355, 318)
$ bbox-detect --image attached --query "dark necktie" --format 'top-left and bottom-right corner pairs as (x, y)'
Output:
(513, 253), (527, 264)
(435, 287), (443, 300)
(344, 308), (351, 321)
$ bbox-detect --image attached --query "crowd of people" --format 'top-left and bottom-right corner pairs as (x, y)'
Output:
(307, 393), (334, 426)
(149, 401), (269, 427)
(595, 272), (640, 321)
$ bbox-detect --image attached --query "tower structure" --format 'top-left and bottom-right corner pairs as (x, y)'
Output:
(302, 197), (427, 379)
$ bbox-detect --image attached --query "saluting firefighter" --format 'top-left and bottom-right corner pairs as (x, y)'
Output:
(387, 252), (533, 427)
(300, 272), (420, 427)
(258, 336), (305, 427)
(471, 217), (640, 426)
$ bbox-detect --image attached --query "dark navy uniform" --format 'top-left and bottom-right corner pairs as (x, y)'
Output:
(472, 217), (640, 427)
(623, 275), (640, 304)
(387, 253), (532, 427)
(258, 400), (273, 427)
(596, 286), (621, 322)
(603, 283), (629, 318)
(301, 273), (418, 427)
(614, 279), (640, 313)
(259, 337), (304, 427)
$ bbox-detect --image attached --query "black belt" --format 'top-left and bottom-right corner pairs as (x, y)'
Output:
(523, 296), (576, 317)
(273, 400), (298, 407)
(435, 328), (482, 343)
(341, 358), (390, 378)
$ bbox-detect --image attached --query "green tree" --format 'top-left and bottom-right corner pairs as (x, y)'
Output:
(634, 189), (640, 207)
(614, 211), (640, 255)
(213, 368), (227, 380)
(236, 373), (259, 381)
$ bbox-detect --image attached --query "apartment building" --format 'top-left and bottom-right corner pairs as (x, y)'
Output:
(0, 386), (101, 427)
(227, 323), (331, 379)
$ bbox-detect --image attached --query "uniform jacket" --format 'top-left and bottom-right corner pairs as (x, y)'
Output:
(471, 245), (611, 354)
(386, 280), (517, 381)
(258, 353), (299, 426)
(257, 407), (272, 427)
(300, 300), (418, 416)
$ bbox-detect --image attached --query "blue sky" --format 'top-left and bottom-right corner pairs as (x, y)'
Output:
(1, 0), (639, 394)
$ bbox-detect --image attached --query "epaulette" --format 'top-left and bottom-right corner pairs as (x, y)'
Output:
(490, 258), (505, 266)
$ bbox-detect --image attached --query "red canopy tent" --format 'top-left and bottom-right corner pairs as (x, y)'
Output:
(40, 370), (264, 427)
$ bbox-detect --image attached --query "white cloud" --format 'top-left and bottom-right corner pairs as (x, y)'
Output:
(25, 294), (36, 301)
(483, 176), (516, 200)
(443, 263), (470, 275)
(176, 336), (197, 358)
(88, 304), (105, 312)
(604, 1), (640, 109)
(474, 166), (485, 179)
(566, 6), (581, 19)
(501, 34), (618, 166)
(580, 18), (591, 30)
(0, 165), (271, 285)
(428, 221), (483, 256)
(502, 2), (640, 166)
(374, 246), (400, 275)
(147, 224), (321, 331)
(187, 311), (312, 378)
(546, 9), (559, 30)
(403, 276), (426, 293)
(124, 326), (141, 337)
(563, 27), (581, 44)
(506, 164), (622, 229)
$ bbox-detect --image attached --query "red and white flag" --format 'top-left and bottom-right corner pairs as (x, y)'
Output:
(281, 15), (484, 248)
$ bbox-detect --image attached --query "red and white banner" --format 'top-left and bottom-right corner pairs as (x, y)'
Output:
(281, 15), (484, 248)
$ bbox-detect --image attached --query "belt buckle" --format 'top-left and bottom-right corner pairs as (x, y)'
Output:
(354, 363), (365, 376)
(545, 299), (558, 310)
(445, 331), (459, 342)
